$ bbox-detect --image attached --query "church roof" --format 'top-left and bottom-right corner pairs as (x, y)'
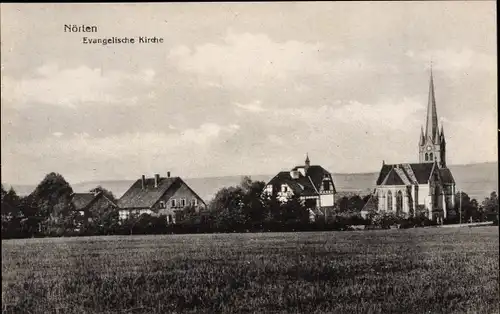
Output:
(438, 167), (455, 184)
(376, 163), (455, 186)
(381, 168), (406, 185)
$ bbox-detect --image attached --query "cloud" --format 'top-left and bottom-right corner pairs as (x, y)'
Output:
(2, 64), (156, 107)
(234, 100), (266, 113)
(52, 132), (63, 137)
(265, 97), (425, 131)
(9, 123), (240, 160)
(169, 31), (328, 88)
(406, 49), (495, 73)
(330, 98), (425, 129)
(267, 134), (284, 146)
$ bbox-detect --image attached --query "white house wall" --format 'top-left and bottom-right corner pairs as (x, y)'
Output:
(320, 194), (335, 207)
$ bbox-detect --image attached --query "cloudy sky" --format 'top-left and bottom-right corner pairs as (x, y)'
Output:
(1, 2), (496, 185)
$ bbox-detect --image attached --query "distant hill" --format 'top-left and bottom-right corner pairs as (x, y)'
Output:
(5, 162), (497, 202)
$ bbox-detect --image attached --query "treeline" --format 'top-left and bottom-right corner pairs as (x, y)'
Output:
(1, 173), (499, 239)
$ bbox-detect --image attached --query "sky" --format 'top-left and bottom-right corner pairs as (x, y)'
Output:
(1, 2), (497, 185)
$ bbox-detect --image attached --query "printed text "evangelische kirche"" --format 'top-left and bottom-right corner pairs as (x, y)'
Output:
(64, 24), (164, 45)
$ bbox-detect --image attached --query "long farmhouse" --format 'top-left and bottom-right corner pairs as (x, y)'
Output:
(117, 173), (206, 224)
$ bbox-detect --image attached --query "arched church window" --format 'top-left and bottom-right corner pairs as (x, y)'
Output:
(429, 153), (433, 161)
(396, 191), (403, 215)
(433, 185), (439, 208)
(387, 190), (392, 211)
(425, 153), (428, 161)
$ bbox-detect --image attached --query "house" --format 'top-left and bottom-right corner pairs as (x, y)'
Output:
(71, 191), (117, 221)
(117, 172), (206, 223)
(362, 67), (456, 222)
(263, 155), (337, 220)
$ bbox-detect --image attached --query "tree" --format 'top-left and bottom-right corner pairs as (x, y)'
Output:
(482, 191), (499, 223)
(89, 186), (117, 203)
(454, 191), (481, 223)
(261, 191), (281, 227)
(1, 185), (22, 238)
(209, 186), (248, 231)
(30, 172), (74, 235)
(240, 177), (267, 227)
(280, 194), (310, 225)
(1, 185), (21, 221)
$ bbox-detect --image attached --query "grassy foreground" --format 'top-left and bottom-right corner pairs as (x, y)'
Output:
(2, 227), (499, 314)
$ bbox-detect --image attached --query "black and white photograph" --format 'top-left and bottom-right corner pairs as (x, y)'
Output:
(1, 2), (498, 313)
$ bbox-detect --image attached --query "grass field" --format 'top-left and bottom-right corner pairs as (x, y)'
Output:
(2, 227), (499, 314)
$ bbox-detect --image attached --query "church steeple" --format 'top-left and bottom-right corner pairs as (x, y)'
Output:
(304, 153), (310, 174)
(425, 64), (439, 142)
(419, 65), (447, 168)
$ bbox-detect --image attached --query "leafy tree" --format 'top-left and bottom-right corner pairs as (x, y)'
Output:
(481, 191), (499, 223)
(30, 172), (73, 218)
(454, 191), (480, 223)
(241, 177), (267, 227)
(29, 173), (74, 235)
(120, 211), (141, 235)
(261, 191), (281, 226)
(1, 185), (20, 221)
(280, 194), (310, 225)
(89, 186), (117, 203)
(1, 185), (22, 238)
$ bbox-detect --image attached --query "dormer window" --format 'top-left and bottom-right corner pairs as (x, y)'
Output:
(323, 181), (331, 191)
(159, 201), (166, 209)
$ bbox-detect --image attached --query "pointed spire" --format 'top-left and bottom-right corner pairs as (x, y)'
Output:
(440, 124), (446, 144)
(419, 126), (425, 145)
(425, 64), (439, 143)
(304, 153), (310, 174)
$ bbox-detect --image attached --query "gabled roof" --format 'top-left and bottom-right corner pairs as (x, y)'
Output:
(438, 167), (455, 184)
(361, 195), (378, 212)
(376, 162), (455, 186)
(72, 193), (97, 211)
(267, 171), (316, 195)
(72, 192), (117, 211)
(118, 177), (178, 209)
(381, 168), (405, 185)
(267, 165), (335, 196)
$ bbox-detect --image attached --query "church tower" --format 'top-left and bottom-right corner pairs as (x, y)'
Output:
(419, 66), (447, 168)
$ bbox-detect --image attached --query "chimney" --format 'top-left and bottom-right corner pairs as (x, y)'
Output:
(141, 175), (146, 189)
(167, 171), (171, 178)
(154, 174), (160, 188)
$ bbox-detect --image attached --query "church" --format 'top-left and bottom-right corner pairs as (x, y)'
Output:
(363, 68), (456, 222)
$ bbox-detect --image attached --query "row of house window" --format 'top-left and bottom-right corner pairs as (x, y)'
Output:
(159, 198), (199, 209)
(118, 210), (176, 224)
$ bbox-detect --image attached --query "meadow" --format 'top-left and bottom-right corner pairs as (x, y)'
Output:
(2, 227), (499, 314)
